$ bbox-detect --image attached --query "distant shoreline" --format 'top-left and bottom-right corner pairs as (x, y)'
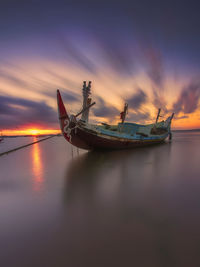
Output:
(172, 129), (200, 132)
(1, 129), (200, 138)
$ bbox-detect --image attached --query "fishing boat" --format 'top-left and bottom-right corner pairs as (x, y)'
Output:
(57, 81), (174, 150)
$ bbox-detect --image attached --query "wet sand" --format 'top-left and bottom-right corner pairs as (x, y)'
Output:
(0, 132), (200, 267)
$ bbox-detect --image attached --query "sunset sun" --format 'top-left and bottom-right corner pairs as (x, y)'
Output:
(29, 129), (40, 135)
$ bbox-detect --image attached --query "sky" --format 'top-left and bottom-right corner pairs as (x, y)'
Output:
(1, 0), (200, 134)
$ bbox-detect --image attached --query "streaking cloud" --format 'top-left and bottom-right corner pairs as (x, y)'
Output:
(173, 81), (200, 114)
(126, 88), (147, 110)
(0, 95), (57, 129)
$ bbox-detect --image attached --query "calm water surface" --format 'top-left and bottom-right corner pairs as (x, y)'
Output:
(0, 132), (200, 267)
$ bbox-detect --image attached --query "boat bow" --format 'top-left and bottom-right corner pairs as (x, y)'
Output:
(57, 90), (91, 149)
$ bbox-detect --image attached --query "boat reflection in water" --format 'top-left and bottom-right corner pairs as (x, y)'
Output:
(64, 142), (172, 204)
(61, 143), (176, 267)
(32, 137), (44, 192)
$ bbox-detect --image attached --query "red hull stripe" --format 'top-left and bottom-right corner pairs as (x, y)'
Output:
(57, 90), (69, 120)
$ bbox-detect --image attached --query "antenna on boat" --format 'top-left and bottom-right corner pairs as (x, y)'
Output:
(81, 81), (92, 123)
(169, 112), (175, 141)
(155, 108), (161, 124)
(120, 103), (128, 124)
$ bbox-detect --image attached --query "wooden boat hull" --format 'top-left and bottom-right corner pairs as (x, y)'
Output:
(57, 90), (171, 151)
(65, 123), (167, 150)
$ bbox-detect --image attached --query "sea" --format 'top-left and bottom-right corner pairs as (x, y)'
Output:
(0, 131), (200, 267)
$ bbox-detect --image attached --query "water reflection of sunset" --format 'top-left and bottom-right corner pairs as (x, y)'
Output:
(32, 137), (44, 192)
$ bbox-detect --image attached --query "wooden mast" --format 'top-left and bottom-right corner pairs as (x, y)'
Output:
(81, 81), (91, 123)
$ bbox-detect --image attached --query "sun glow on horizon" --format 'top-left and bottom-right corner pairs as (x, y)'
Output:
(28, 129), (39, 135)
(2, 128), (60, 136)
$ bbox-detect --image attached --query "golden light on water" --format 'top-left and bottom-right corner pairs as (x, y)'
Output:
(32, 137), (44, 192)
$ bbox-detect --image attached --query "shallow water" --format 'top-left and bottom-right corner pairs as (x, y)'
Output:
(0, 132), (200, 267)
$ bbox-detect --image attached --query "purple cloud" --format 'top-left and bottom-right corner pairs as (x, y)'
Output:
(92, 97), (119, 118)
(0, 95), (58, 129)
(173, 81), (200, 114)
(127, 111), (150, 123)
(126, 88), (147, 109)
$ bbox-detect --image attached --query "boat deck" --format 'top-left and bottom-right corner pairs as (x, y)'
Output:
(82, 121), (169, 141)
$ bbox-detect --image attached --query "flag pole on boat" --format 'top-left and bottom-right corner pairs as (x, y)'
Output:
(169, 112), (175, 140)
(120, 103), (128, 124)
(119, 103), (128, 132)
